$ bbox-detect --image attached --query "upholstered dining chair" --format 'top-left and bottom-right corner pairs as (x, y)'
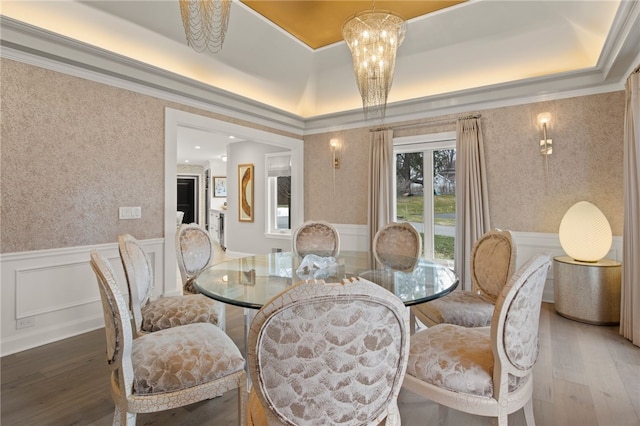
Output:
(412, 229), (517, 327)
(176, 223), (216, 294)
(118, 234), (225, 335)
(247, 277), (410, 425)
(90, 250), (246, 426)
(373, 221), (423, 271)
(292, 220), (340, 258)
(403, 254), (551, 426)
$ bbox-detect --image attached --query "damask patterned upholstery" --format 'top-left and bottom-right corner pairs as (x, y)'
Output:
(119, 234), (225, 334)
(90, 251), (246, 426)
(175, 223), (216, 294)
(412, 229), (516, 327)
(247, 277), (410, 426)
(373, 222), (422, 271)
(292, 220), (340, 258)
(403, 254), (551, 426)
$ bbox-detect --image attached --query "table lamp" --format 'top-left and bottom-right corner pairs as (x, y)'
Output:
(558, 201), (612, 262)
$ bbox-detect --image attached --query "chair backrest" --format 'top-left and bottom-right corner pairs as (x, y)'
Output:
(248, 277), (409, 425)
(176, 223), (215, 286)
(491, 254), (551, 385)
(470, 229), (517, 300)
(373, 222), (422, 271)
(292, 220), (340, 257)
(90, 250), (135, 399)
(118, 234), (153, 335)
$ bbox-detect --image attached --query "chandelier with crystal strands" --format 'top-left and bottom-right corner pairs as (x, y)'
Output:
(342, 10), (406, 120)
(180, 0), (232, 53)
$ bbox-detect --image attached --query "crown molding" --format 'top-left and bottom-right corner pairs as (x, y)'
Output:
(2, 8), (639, 136)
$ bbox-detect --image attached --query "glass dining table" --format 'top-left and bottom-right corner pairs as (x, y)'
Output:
(193, 250), (459, 332)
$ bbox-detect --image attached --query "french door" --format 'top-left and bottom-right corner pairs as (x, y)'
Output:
(394, 133), (456, 267)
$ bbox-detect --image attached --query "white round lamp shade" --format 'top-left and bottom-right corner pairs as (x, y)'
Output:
(559, 201), (612, 262)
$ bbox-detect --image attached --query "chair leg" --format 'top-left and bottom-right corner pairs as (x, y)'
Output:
(496, 411), (508, 426)
(238, 375), (248, 426)
(112, 406), (136, 426)
(523, 398), (536, 425)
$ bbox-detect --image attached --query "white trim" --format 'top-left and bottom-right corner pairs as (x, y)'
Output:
(164, 108), (304, 293)
(0, 239), (164, 356)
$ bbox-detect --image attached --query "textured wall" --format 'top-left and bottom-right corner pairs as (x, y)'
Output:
(1, 60), (165, 252)
(303, 92), (625, 235)
(0, 59), (296, 253)
(1, 58), (625, 254)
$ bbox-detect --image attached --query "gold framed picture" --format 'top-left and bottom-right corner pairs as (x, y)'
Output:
(238, 163), (254, 222)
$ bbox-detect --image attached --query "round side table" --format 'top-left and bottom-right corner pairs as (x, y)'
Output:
(553, 256), (622, 325)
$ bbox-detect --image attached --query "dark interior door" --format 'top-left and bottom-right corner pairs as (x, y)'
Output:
(177, 177), (197, 224)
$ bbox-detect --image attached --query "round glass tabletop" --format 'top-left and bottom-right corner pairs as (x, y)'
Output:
(193, 251), (458, 309)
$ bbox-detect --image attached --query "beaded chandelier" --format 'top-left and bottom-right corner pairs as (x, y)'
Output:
(342, 10), (406, 120)
(180, 0), (232, 53)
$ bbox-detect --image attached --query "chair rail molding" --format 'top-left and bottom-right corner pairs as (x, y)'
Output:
(0, 238), (164, 356)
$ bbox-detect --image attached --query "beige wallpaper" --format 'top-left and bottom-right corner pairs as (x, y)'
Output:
(0, 59), (295, 253)
(303, 92), (625, 235)
(0, 58), (625, 253)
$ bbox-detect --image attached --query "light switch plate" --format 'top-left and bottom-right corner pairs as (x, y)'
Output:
(119, 207), (141, 219)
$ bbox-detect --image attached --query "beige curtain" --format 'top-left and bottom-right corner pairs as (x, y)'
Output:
(455, 117), (491, 290)
(368, 129), (394, 250)
(621, 66), (640, 346)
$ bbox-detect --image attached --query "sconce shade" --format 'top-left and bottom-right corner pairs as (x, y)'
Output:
(559, 201), (612, 262)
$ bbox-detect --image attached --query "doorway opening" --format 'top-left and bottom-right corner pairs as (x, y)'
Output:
(177, 175), (199, 225)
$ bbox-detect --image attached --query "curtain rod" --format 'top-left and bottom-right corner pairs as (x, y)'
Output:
(369, 114), (481, 132)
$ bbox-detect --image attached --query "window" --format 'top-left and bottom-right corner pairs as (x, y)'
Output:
(394, 132), (456, 267)
(266, 153), (291, 235)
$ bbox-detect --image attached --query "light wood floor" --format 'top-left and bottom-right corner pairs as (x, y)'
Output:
(2, 243), (639, 425)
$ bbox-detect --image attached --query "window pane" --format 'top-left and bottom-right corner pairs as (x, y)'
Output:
(276, 176), (291, 230)
(396, 152), (425, 253)
(433, 149), (455, 266)
(395, 147), (455, 267)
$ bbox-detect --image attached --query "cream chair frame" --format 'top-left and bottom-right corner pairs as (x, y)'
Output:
(247, 277), (409, 425)
(90, 250), (246, 426)
(373, 221), (422, 271)
(412, 229), (516, 327)
(175, 223), (216, 294)
(403, 254), (551, 426)
(118, 234), (225, 334)
(292, 220), (340, 257)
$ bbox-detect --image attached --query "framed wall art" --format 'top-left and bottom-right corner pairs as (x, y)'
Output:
(238, 163), (254, 222)
(213, 176), (227, 197)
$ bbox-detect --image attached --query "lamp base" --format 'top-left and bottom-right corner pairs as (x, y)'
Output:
(553, 256), (621, 325)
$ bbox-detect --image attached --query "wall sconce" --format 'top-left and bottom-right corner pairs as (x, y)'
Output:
(537, 112), (552, 174)
(330, 138), (340, 169)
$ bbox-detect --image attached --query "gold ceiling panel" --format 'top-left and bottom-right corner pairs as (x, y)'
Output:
(240, 1), (466, 49)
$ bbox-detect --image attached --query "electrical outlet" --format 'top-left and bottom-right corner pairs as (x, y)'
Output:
(17, 317), (35, 329)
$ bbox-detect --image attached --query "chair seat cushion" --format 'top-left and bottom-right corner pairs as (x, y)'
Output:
(412, 291), (495, 327)
(132, 322), (245, 395)
(407, 324), (524, 397)
(141, 294), (224, 332)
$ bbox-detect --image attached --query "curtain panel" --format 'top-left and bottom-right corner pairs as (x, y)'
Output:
(455, 117), (491, 290)
(621, 66), (640, 346)
(368, 129), (394, 251)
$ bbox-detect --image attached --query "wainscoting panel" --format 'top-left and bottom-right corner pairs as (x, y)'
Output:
(0, 232), (623, 355)
(1, 239), (164, 356)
